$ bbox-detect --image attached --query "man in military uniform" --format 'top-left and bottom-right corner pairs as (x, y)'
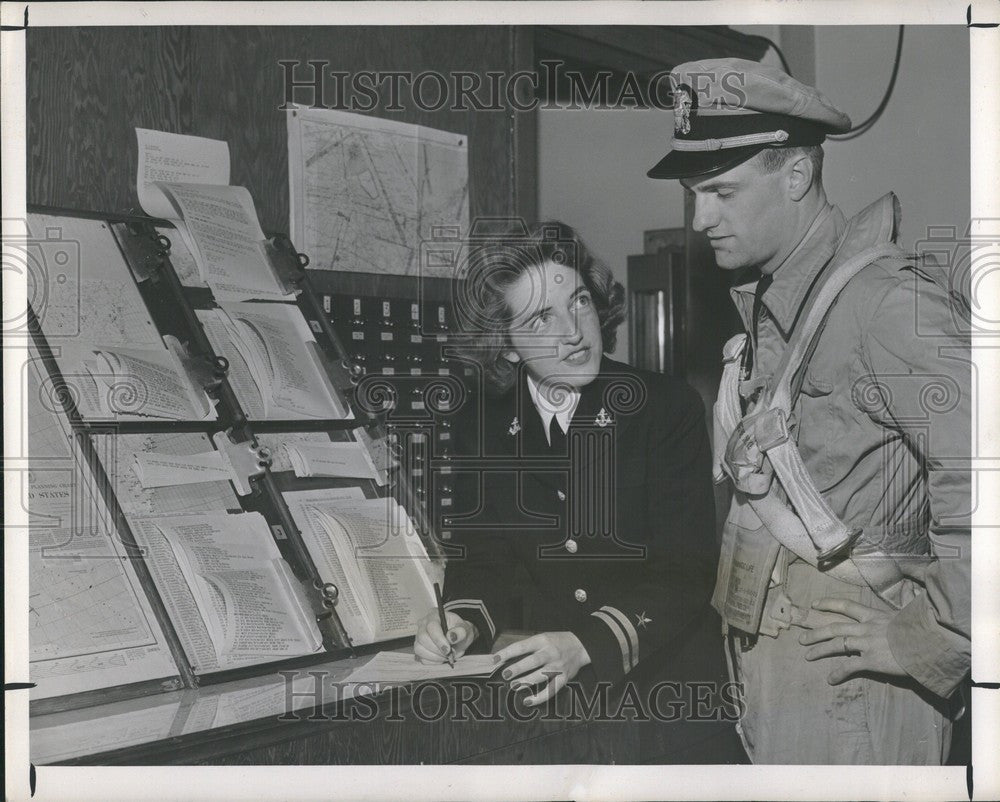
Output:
(648, 59), (970, 763)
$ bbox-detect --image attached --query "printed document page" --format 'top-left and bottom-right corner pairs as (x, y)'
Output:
(284, 440), (385, 484)
(198, 303), (351, 420)
(81, 339), (215, 421)
(129, 512), (322, 671)
(20, 214), (218, 421)
(24, 358), (179, 699)
(93, 431), (240, 519)
(25, 213), (163, 347)
(136, 128), (230, 221)
(285, 494), (437, 644)
(197, 308), (267, 419)
(132, 449), (230, 489)
(158, 182), (292, 302)
(254, 431), (392, 481)
(254, 432), (346, 474)
(137, 128), (292, 301)
(343, 650), (498, 685)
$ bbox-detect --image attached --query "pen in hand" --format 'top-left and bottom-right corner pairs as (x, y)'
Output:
(433, 582), (456, 669)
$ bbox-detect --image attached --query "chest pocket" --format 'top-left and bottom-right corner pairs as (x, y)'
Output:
(794, 370), (836, 481)
(799, 370), (833, 398)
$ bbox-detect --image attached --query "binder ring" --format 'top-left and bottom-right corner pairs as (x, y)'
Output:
(297, 252), (310, 268)
(320, 583), (339, 605)
(155, 233), (171, 253)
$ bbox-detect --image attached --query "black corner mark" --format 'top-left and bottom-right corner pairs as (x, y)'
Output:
(30, 763), (37, 797)
(4, 682), (37, 691)
(967, 4), (1000, 27)
(0, 4), (28, 31)
(966, 762), (972, 801)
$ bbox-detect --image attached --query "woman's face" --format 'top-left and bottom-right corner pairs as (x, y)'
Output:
(501, 259), (603, 392)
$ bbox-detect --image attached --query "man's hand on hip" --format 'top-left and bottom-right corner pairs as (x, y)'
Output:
(798, 597), (908, 685)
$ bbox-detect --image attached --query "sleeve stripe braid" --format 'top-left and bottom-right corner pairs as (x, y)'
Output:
(443, 599), (496, 641)
(591, 610), (635, 675)
(598, 605), (640, 669)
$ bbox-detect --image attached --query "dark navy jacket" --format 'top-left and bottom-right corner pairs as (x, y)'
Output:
(442, 356), (719, 684)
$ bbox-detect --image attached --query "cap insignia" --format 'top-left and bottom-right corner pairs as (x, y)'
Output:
(673, 85), (693, 135)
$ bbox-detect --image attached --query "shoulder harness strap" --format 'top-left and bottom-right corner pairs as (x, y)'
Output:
(723, 242), (914, 606)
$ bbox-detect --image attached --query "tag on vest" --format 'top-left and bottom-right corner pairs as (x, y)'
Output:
(712, 492), (782, 634)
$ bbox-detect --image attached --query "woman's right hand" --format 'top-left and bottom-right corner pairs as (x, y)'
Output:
(414, 610), (478, 664)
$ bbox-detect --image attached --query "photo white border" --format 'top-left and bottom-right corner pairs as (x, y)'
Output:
(2, 2), (997, 800)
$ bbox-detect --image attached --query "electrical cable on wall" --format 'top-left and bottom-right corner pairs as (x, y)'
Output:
(748, 27), (904, 142)
(829, 26), (905, 141)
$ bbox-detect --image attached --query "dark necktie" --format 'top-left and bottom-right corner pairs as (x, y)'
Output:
(548, 415), (567, 455)
(741, 273), (773, 414)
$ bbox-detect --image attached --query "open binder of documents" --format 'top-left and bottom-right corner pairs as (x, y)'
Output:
(82, 336), (216, 421)
(136, 128), (297, 302)
(284, 491), (440, 645)
(197, 302), (352, 421)
(23, 202), (443, 716)
(128, 512), (324, 671)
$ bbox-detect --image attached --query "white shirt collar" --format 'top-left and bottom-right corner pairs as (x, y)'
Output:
(526, 374), (581, 444)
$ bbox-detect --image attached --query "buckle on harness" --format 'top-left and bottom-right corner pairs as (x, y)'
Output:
(722, 408), (790, 494)
(754, 408), (790, 452)
(816, 527), (864, 570)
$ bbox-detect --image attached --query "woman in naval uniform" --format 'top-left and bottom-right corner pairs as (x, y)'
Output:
(413, 223), (735, 759)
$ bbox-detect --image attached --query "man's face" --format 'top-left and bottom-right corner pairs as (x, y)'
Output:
(681, 156), (792, 272)
(501, 259), (603, 391)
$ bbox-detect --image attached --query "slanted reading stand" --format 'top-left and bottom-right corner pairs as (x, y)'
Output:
(25, 204), (452, 718)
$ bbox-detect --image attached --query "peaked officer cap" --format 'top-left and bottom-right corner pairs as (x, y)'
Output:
(648, 58), (852, 180)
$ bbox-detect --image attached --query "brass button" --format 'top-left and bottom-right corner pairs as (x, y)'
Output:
(574, 588), (587, 603)
(565, 539), (578, 554)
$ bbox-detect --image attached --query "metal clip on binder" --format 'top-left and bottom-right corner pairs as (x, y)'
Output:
(175, 344), (230, 396)
(262, 233), (309, 295)
(113, 219), (171, 283)
(313, 579), (354, 652)
(212, 430), (271, 496)
(264, 233), (361, 418)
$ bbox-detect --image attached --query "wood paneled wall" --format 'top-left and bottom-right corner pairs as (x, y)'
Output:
(27, 26), (533, 234)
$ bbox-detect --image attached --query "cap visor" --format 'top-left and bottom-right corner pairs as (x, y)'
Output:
(647, 144), (768, 180)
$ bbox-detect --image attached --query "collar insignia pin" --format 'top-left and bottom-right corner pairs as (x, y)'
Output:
(635, 611), (652, 630)
(595, 408), (613, 428)
(508, 417), (521, 436)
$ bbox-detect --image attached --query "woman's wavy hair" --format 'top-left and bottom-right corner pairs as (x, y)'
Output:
(454, 221), (626, 395)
